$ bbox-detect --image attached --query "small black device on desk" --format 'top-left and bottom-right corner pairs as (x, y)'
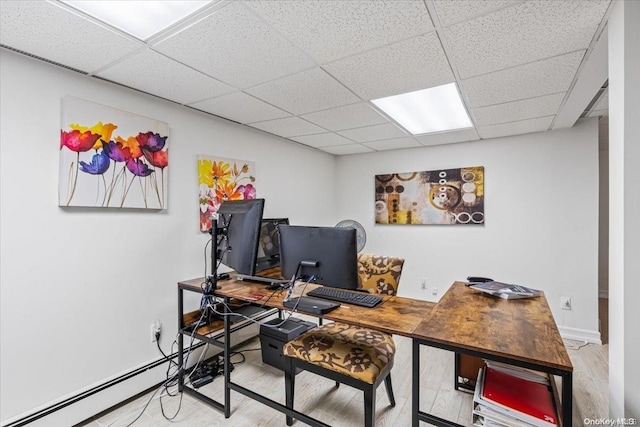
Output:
(306, 286), (382, 308)
(283, 296), (340, 314)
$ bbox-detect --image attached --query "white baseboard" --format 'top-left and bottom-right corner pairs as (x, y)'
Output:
(559, 325), (602, 345)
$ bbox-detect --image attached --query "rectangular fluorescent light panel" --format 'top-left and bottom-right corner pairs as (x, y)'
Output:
(372, 83), (473, 135)
(61, 1), (213, 40)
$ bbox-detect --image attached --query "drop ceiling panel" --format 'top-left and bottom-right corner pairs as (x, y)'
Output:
(152, 2), (315, 88)
(444, 0), (610, 79)
(319, 144), (374, 155)
(432, 0), (521, 27)
(189, 92), (291, 124)
(0, 1), (142, 73)
(245, 68), (360, 115)
(364, 137), (421, 151)
(325, 33), (454, 100)
(338, 123), (407, 143)
(300, 103), (389, 131)
(97, 49), (233, 104)
(477, 116), (553, 139)
(247, 116), (325, 138)
(414, 128), (480, 146)
(291, 133), (354, 148)
(472, 93), (565, 127)
(462, 51), (585, 108)
(247, 0), (433, 63)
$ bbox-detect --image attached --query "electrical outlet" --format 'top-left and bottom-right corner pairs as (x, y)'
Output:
(560, 297), (572, 310)
(150, 320), (162, 342)
(421, 278), (428, 290)
(432, 287), (438, 296)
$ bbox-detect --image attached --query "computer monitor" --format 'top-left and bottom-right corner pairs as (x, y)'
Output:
(279, 225), (358, 289)
(255, 218), (289, 273)
(214, 198), (265, 276)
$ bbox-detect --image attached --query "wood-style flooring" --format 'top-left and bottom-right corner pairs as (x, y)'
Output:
(78, 333), (608, 427)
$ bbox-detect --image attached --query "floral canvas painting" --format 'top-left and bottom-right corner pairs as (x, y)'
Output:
(198, 155), (256, 232)
(375, 166), (484, 225)
(59, 96), (169, 209)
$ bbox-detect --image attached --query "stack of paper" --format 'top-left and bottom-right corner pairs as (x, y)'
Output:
(469, 281), (542, 300)
(472, 363), (560, 427)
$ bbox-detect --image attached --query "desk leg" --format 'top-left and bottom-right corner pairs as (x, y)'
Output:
(562, 371), (573, 426)
(412, 339), (420, 427)
(177, 288), (184, 393)
(223, 297), (231, 418)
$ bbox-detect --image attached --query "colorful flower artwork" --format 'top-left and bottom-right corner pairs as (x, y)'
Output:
(198, 155), (256, 232)
(59, 97), (169, 209)
(375, 166), (484, 225)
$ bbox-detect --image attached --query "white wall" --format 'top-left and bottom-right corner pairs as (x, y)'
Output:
(608, 0), (640, 418)
(335, 119), (601, 341)
(0, 50), (337, 425)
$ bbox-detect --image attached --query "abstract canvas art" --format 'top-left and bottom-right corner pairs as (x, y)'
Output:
(198, 155), (256, 232)
(59, 96), (169, 209)
(375, 166), (484, 225)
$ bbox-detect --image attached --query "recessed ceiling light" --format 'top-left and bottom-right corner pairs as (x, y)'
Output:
(61, 1), (213, 40)
(371, 83), (473, 135)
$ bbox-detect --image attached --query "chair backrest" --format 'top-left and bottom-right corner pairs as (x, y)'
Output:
(357, 253), (404, 296)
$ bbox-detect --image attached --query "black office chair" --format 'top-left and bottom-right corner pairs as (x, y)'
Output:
(282, 254), (404, 427)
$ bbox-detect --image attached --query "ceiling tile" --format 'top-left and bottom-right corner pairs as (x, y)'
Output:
(461, 51), (585, 108)
(477, 116), (553, 139)
(325, 33), (454, 100)
(319, 144), (374, 155)
(247, 117), (325, 137)
(245, 68), (360, 115)
(246, 0), (433, 63)
(338, 123), (407, 143)
(189, 92), (291, 124)
(300, 103), (389, 131)
(414, 128), (480, 146)
(472, 93), (565, 127)
(96, 49), (233, 104)
(152, 2), (315, 88)
(0, 1), (142, 73)
(444, 0), (610, 79)
(291, 133), (354, 148)
(432, 0), (520, 27)
(363, 137), (421, 151)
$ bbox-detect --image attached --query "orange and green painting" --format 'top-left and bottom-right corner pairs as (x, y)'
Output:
(198, 155), (256, 232)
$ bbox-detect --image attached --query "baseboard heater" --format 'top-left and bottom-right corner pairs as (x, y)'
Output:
(5, 308), (277, 427)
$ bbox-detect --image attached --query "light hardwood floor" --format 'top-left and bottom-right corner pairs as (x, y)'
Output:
(79, 334), (608, 427)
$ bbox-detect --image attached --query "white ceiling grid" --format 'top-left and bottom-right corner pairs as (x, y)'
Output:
(0, 0), (611, 155)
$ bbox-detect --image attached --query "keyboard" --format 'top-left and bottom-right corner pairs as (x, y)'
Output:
(306, 287), (383, 308)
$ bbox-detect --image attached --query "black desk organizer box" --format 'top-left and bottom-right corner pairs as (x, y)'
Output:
(259, 317), (316, 373)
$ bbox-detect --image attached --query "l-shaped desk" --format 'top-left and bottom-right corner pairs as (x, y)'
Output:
(177, 278), (573, 426)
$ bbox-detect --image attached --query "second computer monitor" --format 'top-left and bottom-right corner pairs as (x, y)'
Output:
(215, 199), (265, 276)
(279, 225), (358, 289)
(255, 218), (289, 273)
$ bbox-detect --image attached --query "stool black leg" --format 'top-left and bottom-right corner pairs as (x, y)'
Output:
(364, 386), (376, 427)
(384, 374), (396, 407)
(285, 358), (295, 426)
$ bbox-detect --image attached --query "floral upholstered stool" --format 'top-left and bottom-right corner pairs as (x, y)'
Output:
(282, 322), (396, 426)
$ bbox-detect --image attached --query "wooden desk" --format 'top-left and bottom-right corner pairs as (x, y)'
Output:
(178, 277), (435, 427)
(411, 282), (573, 427)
